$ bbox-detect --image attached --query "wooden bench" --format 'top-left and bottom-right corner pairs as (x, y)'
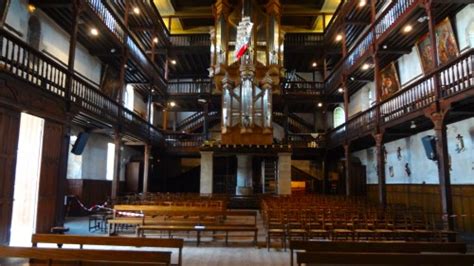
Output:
(32, 234), (183, 266)
(0, 245), (171, 265)
(289, 240), (468, 266)
(138, 224), (258, 246)
(296, 252), (474, 266)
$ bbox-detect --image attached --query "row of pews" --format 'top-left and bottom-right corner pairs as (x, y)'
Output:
(107, 194), (258, 246)
(261, 195), (457, 250)
(1, 234), (183, 265)
(290, 240), (474, 266)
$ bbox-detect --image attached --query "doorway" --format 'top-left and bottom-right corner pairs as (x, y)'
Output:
(9, 113), (44, 246)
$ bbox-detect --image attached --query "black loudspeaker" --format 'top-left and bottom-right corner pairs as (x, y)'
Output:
(71, 132), (90, 155)
(421, 135), (437, 161)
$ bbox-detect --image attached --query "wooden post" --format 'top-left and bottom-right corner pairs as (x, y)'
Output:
(66, 1), (81, 106)
(374, 133), (386, 207)
(142, 144), (151, 194)
(431, 112), (454, 232)
(112, 128), (121, 199)
(425, 0), (441, 101)
(322, 153), (328, 194)
(162, 108), (168, 130)
(344, 143), (351, 196)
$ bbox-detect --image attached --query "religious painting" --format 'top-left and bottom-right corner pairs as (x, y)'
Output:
(436, 18), (459, 65)
(416, 18), (459, 73)
(416, 33), (436, 74)
(380, 63), (400, 100)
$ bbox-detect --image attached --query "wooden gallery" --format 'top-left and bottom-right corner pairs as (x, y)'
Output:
(1, 0), (474, 265)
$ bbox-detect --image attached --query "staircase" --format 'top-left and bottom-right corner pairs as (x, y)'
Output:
(273, 112), (313, 133)
(176, 111), (219, 133)
(261, 159), (278, 194)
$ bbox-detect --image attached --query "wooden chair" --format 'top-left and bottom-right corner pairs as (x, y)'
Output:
(266, 210), (286, 251)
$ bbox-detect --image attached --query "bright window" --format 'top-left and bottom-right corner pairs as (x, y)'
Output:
(106, 143), (115, 181)
(124, 84), (134, 111)
(333, 106), (345, 128)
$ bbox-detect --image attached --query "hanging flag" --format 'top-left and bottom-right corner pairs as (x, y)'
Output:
(235, 17), (253, 60)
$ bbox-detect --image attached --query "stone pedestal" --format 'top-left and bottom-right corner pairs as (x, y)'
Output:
(236, 155), (253, 195)
(200, 151), (213, 194)
(277, 152), (291, 195)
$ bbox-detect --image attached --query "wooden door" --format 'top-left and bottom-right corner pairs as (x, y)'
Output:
(35, 120), (66, 233)
(0, 108), (20, 244)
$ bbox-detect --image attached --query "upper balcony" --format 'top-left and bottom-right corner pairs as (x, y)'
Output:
(324, 0), (466, 95)
(0, 28), (163, 145)
(327, 48), (474, 150)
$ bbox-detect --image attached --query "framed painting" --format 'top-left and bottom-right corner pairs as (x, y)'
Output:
(435, 18), (459, 65)
(416, 33), (436, 74)
(380, 63), (400, 100)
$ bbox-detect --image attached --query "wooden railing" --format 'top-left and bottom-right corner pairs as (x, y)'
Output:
(164, 133), (205, 148)
(288, 134), (322, 149)
(170, 34), (210, 47)
(439, 50), (474, 98)
(176, 111), (219, 132)
(282, 81), (325, 96)
(273, 112), (314, 134)
(381, 76), (435, 124)
(325, 0), (419, 89)
(375, 0), (417, 40)
(346, 106), (377, 139)
(284, 33), (324, 47)
(328, 49), (474, 147)
(168, 81), (212, 95)
(0, 29), (162, 144)
(86, 0), (166, 86)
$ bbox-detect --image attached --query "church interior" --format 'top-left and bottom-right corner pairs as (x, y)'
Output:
(1, 0), (474, 265)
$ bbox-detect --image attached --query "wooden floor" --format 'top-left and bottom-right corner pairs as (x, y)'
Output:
(2, 212), (290, 266)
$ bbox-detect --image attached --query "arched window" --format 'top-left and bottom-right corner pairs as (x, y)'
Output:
(333, 106), (345, 128)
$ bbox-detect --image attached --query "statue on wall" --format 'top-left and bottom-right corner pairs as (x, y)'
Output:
(396, 147), (402, 161)
(455, 134), (465, 153)
(388, 166), (394, 177)
(405, 163), (411, 177)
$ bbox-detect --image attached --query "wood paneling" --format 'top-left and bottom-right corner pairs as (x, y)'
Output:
(66, 179), (113, 216)
(367, 184), (474, 233)
(0, 107), (20, 244)
(36, 121), (65, 233)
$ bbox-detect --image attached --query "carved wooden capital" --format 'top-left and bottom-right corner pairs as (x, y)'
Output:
(213, 0), (232, 19)
(265, 0), (281, 17)
(373, 133), (384, 146)
(431, 112), (445, 131)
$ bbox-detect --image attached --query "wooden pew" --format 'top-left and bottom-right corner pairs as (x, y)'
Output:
(0, 245), (171, 265)
(289, 240), (468, 266)
(296, 252), (474, 266)
(32, 234), (183, 266)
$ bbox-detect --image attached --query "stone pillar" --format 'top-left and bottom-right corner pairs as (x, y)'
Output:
(200, 151), (214, 194)
(236, 155), (253, 195)
(277, 152), (291, 195)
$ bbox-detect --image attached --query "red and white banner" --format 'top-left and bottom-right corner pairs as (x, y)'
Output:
(235, 17), (253, 60)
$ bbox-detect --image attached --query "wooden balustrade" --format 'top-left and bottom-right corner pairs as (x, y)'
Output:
(86, 0), (166, 84)
(170, 34), (210, 47)
(344, 31), (373, 71)
(168, 81), (212, 95)
(288, 134), (321, 148)
(328, 49), (474, 147)
(346, 106), (377, 139)
(0, 29), (163, 144)
(375, 0), (417, 40)
(165, 133), (205, 148)
(282, 81), (325, 96)
(439, 49), (474, 98)
(381, 76), (435, 124)
(284, 33), (324, 47)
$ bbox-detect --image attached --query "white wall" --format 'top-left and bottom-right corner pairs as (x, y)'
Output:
(455, 4), (474, 52)
(353, 117), (474, 185)
(397, 47), (423, 86)
(5, 0), (102, 84)
(348, 82), (374, 117)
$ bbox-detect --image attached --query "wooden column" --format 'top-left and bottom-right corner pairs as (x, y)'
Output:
(162, 108), (168, 130)
(344, 143), (351, 196)
(431, 112), (454, 232)
(425, 0), (441, 100)
(322, 153), (328, 194)
(142, 144), (151, 194)
(111, 128), (121, 199)
(65, 1), (81, 106)
(374, 133), (387, 207)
